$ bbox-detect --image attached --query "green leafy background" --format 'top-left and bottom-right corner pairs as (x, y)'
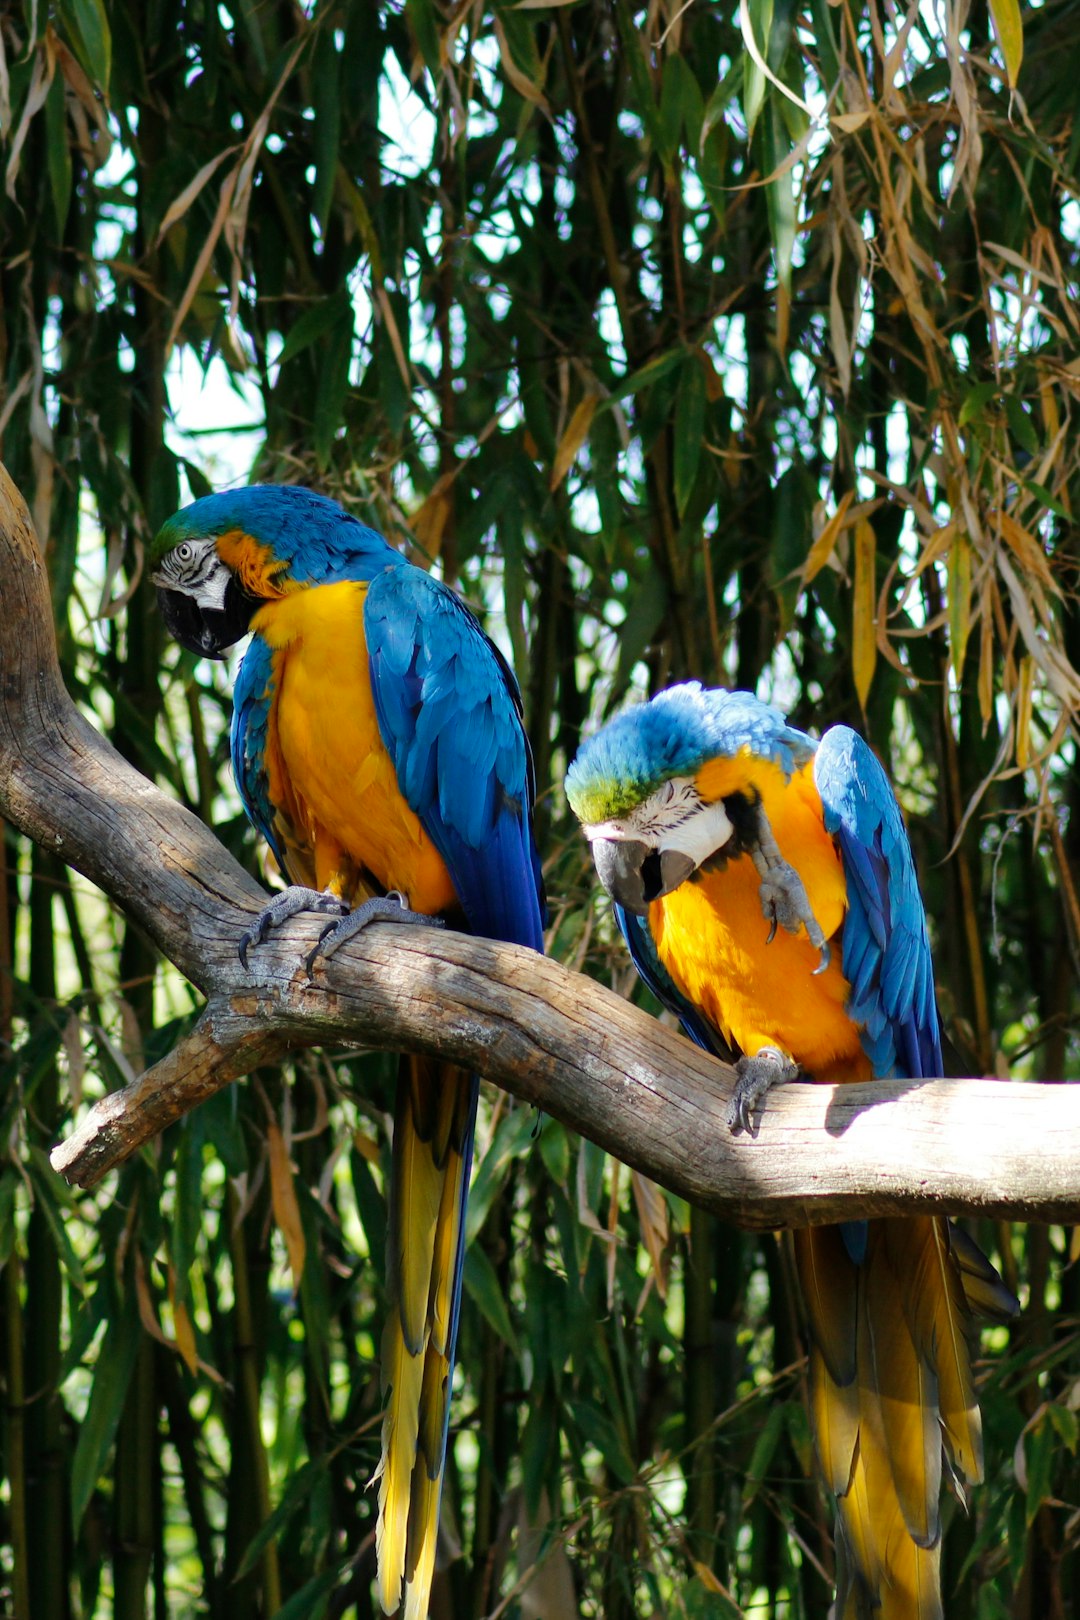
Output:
(1, 1), (1078, 1616)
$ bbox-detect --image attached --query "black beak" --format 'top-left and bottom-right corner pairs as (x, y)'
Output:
(156, 575), (258, 660)
(591, 840), (697, 916)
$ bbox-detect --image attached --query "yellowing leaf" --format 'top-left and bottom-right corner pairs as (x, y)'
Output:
(550, 395), (598, 492)
(803, 489), (854, 585)
(268, 1121), (306, 1288)
(988, 0), (1023, 87)
(168, 1268), (199, 1375)
(631, 1171), (670, 1302)
(852, 518), (877, 712)
(691, 1559), (734, 1595)
(1015, 653), (1034, 769)
(978, 577), (995, 730)
(949, 532), (972, 678)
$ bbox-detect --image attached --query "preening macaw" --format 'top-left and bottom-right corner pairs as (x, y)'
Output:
(566, 683), (1012, 1620)
(151, 484), (545, 1620)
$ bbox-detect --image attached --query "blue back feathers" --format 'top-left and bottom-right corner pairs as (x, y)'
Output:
(365, 567), (545, 951)
(155, 484), (401, 582)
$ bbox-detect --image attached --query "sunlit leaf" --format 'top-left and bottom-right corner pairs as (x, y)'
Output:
(988, 0), (1024, 86)
(852, 517), (877, 711)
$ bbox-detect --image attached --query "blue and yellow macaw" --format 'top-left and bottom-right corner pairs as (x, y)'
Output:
(151, 484), (545, 1620)
(566, 683), (1011, 1620)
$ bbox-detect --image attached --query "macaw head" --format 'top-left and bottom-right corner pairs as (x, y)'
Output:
(565, 683), (814, 915)
(151, 484), (400, 658)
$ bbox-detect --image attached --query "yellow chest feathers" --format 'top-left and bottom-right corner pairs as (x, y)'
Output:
(249, 582), (456, 915)
(652, 756), (871, 1082)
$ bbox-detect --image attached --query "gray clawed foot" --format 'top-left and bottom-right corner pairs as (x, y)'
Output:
(727, 1046), (800, 1135)
(750, 810), (831, 975)
(303, 891), (441, 978)
(239, 887), (348, 969)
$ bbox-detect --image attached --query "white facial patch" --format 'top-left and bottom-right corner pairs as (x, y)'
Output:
(582, 775), (735, 867)
(152, 537), (230, 612)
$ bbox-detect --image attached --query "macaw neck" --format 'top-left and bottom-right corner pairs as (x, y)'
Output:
(216, 528), (403, 600)
(653, 755), (871, 1081)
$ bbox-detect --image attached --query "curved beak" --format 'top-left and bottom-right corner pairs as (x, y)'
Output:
(156, 574), (257, 660)
(591, 839), (697, 916)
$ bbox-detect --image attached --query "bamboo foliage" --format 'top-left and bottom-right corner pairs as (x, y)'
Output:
(0, 0), (1078, 1616)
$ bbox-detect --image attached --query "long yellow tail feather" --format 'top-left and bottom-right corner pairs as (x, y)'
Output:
(795, 1216), (984, 1620)
(376, 1055), (476, 1619)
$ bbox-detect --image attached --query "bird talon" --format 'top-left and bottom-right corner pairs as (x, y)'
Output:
(765, 917), (778, 946)
(812, 939), (831, 977)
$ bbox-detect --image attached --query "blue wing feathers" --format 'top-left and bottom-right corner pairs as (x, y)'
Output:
(230, 636), (282, 864)
(814, 726), (941, 1081)
(365, 567), (545, 954)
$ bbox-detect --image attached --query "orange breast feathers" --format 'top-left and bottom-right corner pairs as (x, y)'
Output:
(651, 752), (872, 1083)
(249, 581), (457, 917)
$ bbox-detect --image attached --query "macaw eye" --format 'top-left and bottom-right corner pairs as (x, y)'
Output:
(176, 542), (194, 563)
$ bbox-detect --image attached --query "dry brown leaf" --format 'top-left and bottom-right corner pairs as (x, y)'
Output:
(550, 395), (598, 492)
(949, 532), (972, 678)
(268, 1120), (307, 1288)
(1015, 654), (1034, 769)
(5, 34), (55, 201)
(978, 575), (995, 730)
(155, 144), (242, 247)
(803, 489), (854, 585)
(630, 1171), (670, 1302)
(997, 510), (1060, 595)
(852, 518), (877, 711)
(168, 1266), (199, 1376)
(492, 16), (549, 110)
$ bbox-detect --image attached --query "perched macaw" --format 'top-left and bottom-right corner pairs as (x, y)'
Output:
(151, 484), (545, 1620)
(566, 683), (1012, 1620)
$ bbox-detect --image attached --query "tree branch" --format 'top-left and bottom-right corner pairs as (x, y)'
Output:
(2, 462), (1078, 1228)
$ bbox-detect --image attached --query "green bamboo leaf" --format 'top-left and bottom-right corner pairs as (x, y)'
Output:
(537, 1120), (570, 1188)
(236, 1458), (327, 1580)
(612, 564), (668, 697)
(27, 1149), (87, 1291)
(568, 1397), (637, 1485)
(674, 355), (706, 517)
(958, 380), (998, 426)
(45, 69), (72, 233)
(71, 1292), (141, 1529)
(742, 0), (774, 137)
(170, 1110), (205, 1305)
(60, 0), (112, 90)
(741, 1400), (788, 1506)
(770, 463), (812, 635)
(1004, 393), (1039, 456)
(463, 1244), (519, 1353)
(520, 1393), (559, 1522)
(406, 0), (442, 76)
(1023, 1413), (1055, 1526)
(312, 28), (341, 234)
(269, 1566), (341, 1619)
(762, 100), (796, 294)
(465, 1106), (536, 1244)
(278, 288), (352, 368)
(988, 0), (1023, 86)
(0, 1175), (17, 1268)
(606, 346), (684, 406)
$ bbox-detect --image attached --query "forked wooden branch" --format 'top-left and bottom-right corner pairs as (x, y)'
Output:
(2, 463), (1078, 1227)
